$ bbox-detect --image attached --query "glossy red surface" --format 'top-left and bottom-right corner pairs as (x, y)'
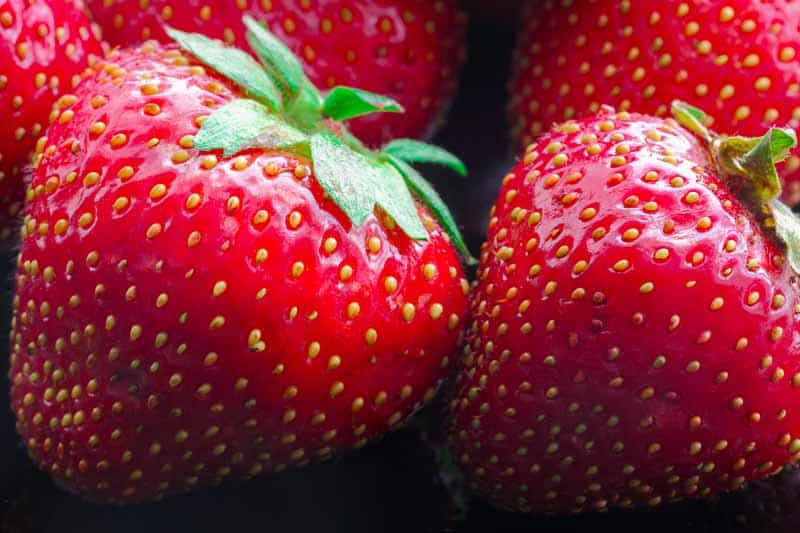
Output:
(9, 42), (468, 503)
(0, 0), (104, 240)
(449, 108), (800, 513)
(509, 0), (800, 203)
(85, 0), (466, 148)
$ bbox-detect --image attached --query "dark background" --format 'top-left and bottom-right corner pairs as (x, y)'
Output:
(0, 5), (796, 533)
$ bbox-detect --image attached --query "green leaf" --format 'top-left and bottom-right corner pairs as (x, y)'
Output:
(671, 100), (711, 142)
(166, 26), (281, 111)
(195, 99), (308, 158)
(310, 132), (427, 240)
(765, 127), (797, 160)
(382, 139), (467, 177)
(322, 87), (404, 121)
(387, 155), (475, 264)
(717, 127), (798, 202)
(770, 200), (800, 275)
(242, 15), (308, 99)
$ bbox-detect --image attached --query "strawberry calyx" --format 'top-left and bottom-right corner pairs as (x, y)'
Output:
(164, 17), (475, 264)
(672, 100), (800, 274)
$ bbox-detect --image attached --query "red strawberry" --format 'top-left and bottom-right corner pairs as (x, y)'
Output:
(0, 0), (104, 241)
(84, 0), (466, 148)
(9, 20), (471, 503)
(448, 103), (800, 514)
(509, 0), (800, 203)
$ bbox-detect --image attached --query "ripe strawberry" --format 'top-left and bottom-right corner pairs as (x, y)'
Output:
(448, 103), (800, 514)
(9, 19), (471, 503)
(84, 0), (466, 148)
(509, 0), (800, 203)
(0, 0), (104, 241)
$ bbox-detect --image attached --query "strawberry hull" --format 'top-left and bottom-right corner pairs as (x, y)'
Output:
(449, 109), (800, 514)
(9, 42), (469, 503)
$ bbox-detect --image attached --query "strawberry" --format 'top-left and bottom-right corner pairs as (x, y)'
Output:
(448, 103), (800, 514)
(509, 0), (800, 203)
(84, 0), (466, 148)
(0, 0), (104, 241)
(8, 18), (472, 503)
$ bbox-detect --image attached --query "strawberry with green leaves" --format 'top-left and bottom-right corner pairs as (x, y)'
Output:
(85, 0), (466, 147)
(9, 17), (471, 503)
(509, 0), (800, 203)
(0, 0), (104, 241)
(449, 103), (800, 514)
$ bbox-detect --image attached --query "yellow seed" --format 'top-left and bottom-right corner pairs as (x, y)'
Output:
(423, 263), (437, 281)
(212, 281), (227, 297)
(78, 212), (94, 228)
(402, 303), (416, 322)
(82, 171), (100, 187)
(171, 150), (190, 164)
(308, 341), (321, 359)
(146, 223), (162, 239)
(116, 166), (134, 181)
(149, 184), (167, 200)
(384, 276), (398, 292)
(252, 210), (269, 226)
(696, 216), (712, 230)
(187, 231), (201, 247)
(367, 236), (381, 254)
(110, 133), (128, 148)
(54, 219), (69, 235)
(323, 237), (338, 254)
(185, 193), (201, 209)
(113, 197), (129, 212)
(622, 228), (640, 241)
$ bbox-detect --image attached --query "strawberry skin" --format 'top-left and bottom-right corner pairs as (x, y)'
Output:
(9, 41), (469, 503)
(448, 108), (800, 514)
(509, 0), (800, 202)
(0, 0), (104, 241)
(84, 0), (466, 147)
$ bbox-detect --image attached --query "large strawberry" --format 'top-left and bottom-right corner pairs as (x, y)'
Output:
(84, 0), (466, 148)
(9, 18), (472, 503)
(509, 0), (800, 203)
(448, 103), (800, 514)
(0, 0), (104, 241)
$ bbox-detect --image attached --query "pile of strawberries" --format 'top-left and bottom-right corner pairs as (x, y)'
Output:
(5, 0), (800, 524)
